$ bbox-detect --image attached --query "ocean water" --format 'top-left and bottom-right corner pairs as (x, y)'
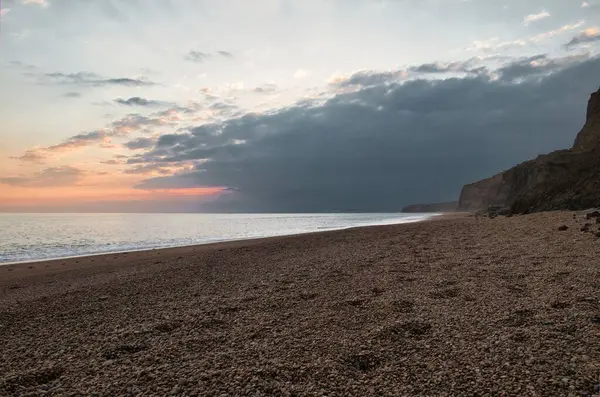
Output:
(0, 213), (435, 264)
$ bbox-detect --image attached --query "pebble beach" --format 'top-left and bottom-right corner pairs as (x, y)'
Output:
(1, 212), (599, 396)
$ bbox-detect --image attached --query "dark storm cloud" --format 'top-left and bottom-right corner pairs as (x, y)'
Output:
(565, 29), (600, 49)
(44, 72), (156, 87)
(114, 97), (171, 107)
(130, 54), (600, 212)
(123, 137), (156, 150)
(496, 53), (590, 81)
(0, 166), (84, 187)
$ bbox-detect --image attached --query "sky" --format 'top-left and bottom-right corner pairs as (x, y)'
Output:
(0, 0), (599, 212)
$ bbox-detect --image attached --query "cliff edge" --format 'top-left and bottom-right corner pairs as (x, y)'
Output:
(458, 87), (600, 213)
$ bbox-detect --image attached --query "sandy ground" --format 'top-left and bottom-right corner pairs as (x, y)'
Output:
(1, 212), (599, 396)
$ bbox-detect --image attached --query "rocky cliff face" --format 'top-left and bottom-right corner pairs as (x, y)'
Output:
(458, 87), (600, 213)
(573, 89), (600, 150)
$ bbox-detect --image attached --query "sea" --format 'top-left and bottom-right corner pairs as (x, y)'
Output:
(0, 213), (435, 264)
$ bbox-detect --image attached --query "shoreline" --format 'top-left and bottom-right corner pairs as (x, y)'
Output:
(2, 211), (597, 396)
(0, 213), (443, 268)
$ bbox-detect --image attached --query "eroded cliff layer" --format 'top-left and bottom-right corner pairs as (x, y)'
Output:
(458, 88), (600, 213)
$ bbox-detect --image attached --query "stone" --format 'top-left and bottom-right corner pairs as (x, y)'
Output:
(586, 210), (600, 219)
(558, 225), (569, 231)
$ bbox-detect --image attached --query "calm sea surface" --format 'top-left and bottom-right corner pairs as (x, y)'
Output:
(0, 213), (435, 264)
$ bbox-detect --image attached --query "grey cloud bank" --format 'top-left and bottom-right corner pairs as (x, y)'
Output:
(128, 55), (600, 212)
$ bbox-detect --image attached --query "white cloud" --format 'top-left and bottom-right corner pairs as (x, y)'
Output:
(582, 2), (589, 7)
(0, 8), (10, 18)
(467, 21), (585, 53)
(293, 69), (310, 79)
(22, 0), (50, 7)
(523, 11), (550, 26)
(530, 21), (585, 42)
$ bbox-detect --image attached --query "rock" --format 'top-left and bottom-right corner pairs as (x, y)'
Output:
(558, 225), (569, 231)
(98, 296), (109, 301)
(487, 206), (512, 217)
(595, 232), (600, 238)
(581, 223), (592, 232)
(458, 87), (600, 213)
(586, 210), (600, 219)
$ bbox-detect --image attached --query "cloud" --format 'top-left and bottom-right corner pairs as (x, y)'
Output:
(523, 11), (550, 26)
(100, 159), (123, 165)
(123, 137), (156, 150)
(0, 166), (83, 187)
(11, 149), (47, 163)
(44, 72), (156, 87)
(0, 8), (10, 17)
(22, 0), (49, 7)
(186, 51), (211, 63)
(63, 92), (81, 98)
(13, 131), (111, 162)
(114, 97), (171, 107)
(123, 163), (174, 175)
(129, 55), (600, 212)
(328, 61), (489, 89)
(530, 21), (586, 42)
(254, 83), (278, 93)
(110, 114), (170, 134)
(9, 60), (37, 70)
(47, 130), (109, 152)
(407, 59), (488, 75)
(13, 109), (178, 161)
(185, 50), (234, 63)
(565, 28), (600, 48)
(496, 53), (590, 81)
(468, 21), (584, 53)
(217, 51), (234, 58)
(294, 69), (310, 79)
(330, 70), (408, 88)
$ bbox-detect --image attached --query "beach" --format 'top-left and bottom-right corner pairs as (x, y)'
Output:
(1, 212), (599, 396)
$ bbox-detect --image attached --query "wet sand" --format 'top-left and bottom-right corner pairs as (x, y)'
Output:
(1, 212), (599, 396)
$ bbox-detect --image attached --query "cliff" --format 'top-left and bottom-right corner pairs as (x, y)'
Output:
(401, 201), (458, 213)
(458, 87), (600, 213)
